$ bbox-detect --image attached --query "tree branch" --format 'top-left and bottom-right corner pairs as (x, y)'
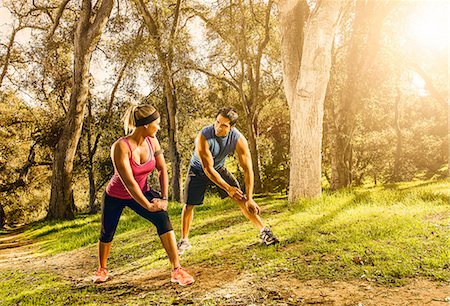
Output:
(168, 0), (183, 64)
(88, 0), (114, 43)
(189, 65), (240, 92)
(47, 0), (72, 42)
(410, 64), (448, 107)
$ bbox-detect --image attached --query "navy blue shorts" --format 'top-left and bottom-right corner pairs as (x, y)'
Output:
(183, 166), (240, 205)
(99, 190), (173, 243)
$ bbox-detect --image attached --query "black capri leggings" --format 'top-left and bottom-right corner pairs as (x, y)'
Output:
(99, 190), (173, 243)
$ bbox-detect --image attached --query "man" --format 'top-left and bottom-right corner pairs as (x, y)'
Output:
(177, 108), (279, 255)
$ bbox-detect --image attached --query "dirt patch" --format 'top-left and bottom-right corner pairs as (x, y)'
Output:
(0, 229), (449, 305)
(269, 278), (449, 305)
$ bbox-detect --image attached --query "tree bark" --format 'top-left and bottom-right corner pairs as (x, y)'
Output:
(86, 96), (98, 213)
(0, 204), (5, 228)
(244, 111), (263, 192)
(162, 80), (182, 202)
(330, 0), (365, 190)
(47, 0), (114, 220)
(392, 88), (402, 181)
(279, 0), (342, 201)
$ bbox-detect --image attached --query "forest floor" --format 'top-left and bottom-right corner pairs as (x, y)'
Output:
(0, 180), (449, 305)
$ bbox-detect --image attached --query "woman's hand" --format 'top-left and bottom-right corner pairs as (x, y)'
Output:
(149, 198), (168, 212)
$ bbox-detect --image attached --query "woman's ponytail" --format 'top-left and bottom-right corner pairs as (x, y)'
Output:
(123, 105), (138, 135)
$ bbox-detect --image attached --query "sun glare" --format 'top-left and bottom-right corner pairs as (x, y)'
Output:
(406, 1), (449, 51)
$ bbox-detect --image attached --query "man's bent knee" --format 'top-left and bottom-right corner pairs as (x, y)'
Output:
(183, 204), (195, 212)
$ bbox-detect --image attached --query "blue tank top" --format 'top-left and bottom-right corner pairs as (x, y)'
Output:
(190, 125), (241, 171)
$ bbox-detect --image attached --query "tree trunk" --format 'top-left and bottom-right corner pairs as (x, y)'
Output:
(162, 79), (182, 201)
(88, 165), (97, 213)
(47, 0), (114, 219)
(136, 0), (183, 201)
(392, 88), (402, 181)
(48, 47), (91, 219)
(244, 107), (263, 193)
(330, 0), (393, 189)
(86, 97), (98, 213)
(331, 129), (352, 189)
(279, 0), (342, 201)
(330, 0), (365, 190)
(0, 204), (5, 228)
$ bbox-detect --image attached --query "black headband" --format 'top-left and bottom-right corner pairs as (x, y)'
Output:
(135, 111), (160, 127)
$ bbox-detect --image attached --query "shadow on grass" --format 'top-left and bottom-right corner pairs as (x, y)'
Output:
(34, 225), (100, 253)
(188, 195), (288, 237)
(191, 213), (247, 236)
(31, 222), (97, 239)
(23, 214), (98, 238)
(416, 191), (450, 204)
(0, 224), (30, 236)
(282, 192), (370, 245)
(382, 180), (446, 191)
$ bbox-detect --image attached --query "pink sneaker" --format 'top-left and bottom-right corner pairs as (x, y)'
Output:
(93, 267), (108, 283)
(171, 267), (194, 286)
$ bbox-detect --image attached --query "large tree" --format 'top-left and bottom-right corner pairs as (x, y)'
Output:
(191, 0), (281, 193)
(328, 0), (394, 189)
(47, 0), (114, 219)
(278, 0), (343, 201)
(83, 25), (145, 214)
(135, 0), (185, 201)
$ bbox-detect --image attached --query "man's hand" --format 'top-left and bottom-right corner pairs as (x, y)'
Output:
(148, 198), (168, 212)
(245, 199), (261, 215)
(227, 186), (244, 200)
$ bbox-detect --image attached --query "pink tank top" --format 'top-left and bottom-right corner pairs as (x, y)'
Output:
(105, 137), (156, 199)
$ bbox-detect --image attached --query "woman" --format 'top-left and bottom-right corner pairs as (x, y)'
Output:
(94, 104), (194, 286)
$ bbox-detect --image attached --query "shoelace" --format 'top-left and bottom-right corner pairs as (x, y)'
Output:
(262, 231), (274, 240)
(175, 267), (192, 279)
(173, 267), (185, 273)
(97, 268), (107, 275)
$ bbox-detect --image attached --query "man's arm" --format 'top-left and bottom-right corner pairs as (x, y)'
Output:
(196, 133), (243, 200)
(235, 136), (254, 200)
(236, 135), (260, 214)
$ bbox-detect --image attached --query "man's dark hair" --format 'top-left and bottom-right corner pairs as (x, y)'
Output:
(217, 107), (238, 126)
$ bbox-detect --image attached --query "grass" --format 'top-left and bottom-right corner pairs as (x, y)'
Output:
(0, 179), (449, 305)
(0, 270), (112, 305)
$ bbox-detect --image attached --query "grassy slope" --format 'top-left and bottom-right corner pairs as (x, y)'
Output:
(0, 180), (449, 305)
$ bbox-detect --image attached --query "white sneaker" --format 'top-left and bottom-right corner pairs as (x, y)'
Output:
(260, 227), (279, 245)
(177, 239), (192, 255)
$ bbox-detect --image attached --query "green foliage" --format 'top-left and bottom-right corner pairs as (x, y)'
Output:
(258, 97), (290, 193)
(0, 92), (54, 225)
(323, 1), (448, 186)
